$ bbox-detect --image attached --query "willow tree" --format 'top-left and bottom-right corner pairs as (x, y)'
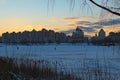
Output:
(71, 0), (120, 16)
(47, 0), (120, 16)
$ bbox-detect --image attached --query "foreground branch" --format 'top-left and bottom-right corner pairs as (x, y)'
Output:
(89, 0), (120, 16)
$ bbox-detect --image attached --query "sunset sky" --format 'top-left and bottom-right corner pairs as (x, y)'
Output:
(0, 0), (120, 37)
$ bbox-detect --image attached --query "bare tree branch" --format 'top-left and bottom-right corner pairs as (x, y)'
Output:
(89, 0), (120, 16)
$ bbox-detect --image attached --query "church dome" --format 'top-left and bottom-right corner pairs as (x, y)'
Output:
(76, 26), (82, 31)
(99, 29), (105, 33)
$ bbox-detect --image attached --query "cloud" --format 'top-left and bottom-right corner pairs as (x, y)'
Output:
(62, 17), (79, 21)
(79, 26), (96, 32)
(67, 20), (97, 27)
(94, 18), (120, 26)
(76, 18), (120, 27)
(62, 16), (100, 36)
(75, 21), (92, 25)
(102, 24), (120, 35)
(62, 16), (99, 21)
(67, 18), (120, 28)
(63, 18), (120, 36)
(64, 16), (100, 28)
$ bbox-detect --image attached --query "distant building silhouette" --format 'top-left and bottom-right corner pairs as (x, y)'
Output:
(98, 29), (106, 40)
(107, 32), (120, 43)
(72, 26), (84, 43)
(1, 28), (68, 43)
(1, 27), (90, 43)
(91, 29), (106, 44)
(91, 29), (120, 45)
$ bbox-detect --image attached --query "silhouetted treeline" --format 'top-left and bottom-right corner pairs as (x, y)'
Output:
(1, 29), (69, 43)
(1, 28), (120, 45)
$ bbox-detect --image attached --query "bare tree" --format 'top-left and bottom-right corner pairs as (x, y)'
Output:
(89, 0), (120, 16)
(46, 0), (120, 16)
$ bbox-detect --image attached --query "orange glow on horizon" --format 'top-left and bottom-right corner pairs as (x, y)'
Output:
(0, 25), (62, 36)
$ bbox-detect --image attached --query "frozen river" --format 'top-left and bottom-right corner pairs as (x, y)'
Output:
(0, 43), (120, 76)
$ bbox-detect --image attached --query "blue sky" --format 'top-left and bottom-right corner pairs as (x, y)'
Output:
(0, 0), (99, 17)
(0, 0), (119, 36)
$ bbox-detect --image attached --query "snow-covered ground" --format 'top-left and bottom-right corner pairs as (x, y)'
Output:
(0, 43), (120, 76)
